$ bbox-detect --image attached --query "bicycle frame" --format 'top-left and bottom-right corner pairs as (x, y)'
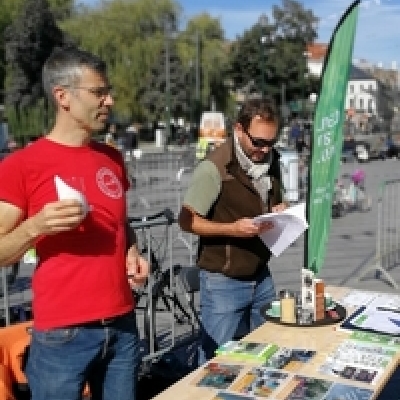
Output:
(128, 210), (178, 364)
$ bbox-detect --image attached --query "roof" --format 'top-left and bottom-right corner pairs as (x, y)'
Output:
(349, 65), (375, 81)
(306, 43), (328, 61)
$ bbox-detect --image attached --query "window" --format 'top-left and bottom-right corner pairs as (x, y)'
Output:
(349, 98), (355, 108)
(350, 85), (354, 94)
(359, 98), (364, 110)
(368, 99), (373, 112)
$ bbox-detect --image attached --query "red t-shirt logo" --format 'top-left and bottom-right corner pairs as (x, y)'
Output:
(96, 167), (123, 199)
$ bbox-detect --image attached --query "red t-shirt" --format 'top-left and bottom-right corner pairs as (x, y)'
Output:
(0, 138), (134, 329)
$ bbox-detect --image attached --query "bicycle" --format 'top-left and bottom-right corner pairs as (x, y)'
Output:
(332, 169), (372, 217)
(127, 208), (194, 356)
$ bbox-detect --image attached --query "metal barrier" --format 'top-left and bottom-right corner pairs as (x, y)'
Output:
(129, 212), (196, 366)
(356, 178), (400, 288)
(127, 148), (196, 217)
(1, 268), (10, 325)
(174, 167), (197, 266)
(130, 216), (176, 364)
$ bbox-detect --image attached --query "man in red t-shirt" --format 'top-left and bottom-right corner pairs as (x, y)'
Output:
(0, 47), (149, 400)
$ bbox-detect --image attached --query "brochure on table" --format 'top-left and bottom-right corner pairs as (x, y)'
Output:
(276, 375), (373, 400)
(340, 292), (400, 336)
(195, 362), (243, 390)
(194, 330), (394, 399)
(230, 366), (290, 398)
(210, 372), (374, 400)
(264, 348), (317, 372)
(253, 202), (308, 256)
(319, 330), (400, 386)
(215, 341), (278, 363)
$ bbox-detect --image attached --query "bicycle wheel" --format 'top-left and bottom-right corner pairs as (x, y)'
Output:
(356, 189), (372, 212)
(143, 267), (190, 353)
(143, 292), (158, 352)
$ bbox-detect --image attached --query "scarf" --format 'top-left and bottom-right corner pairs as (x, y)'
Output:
(234, 133), (272, 204)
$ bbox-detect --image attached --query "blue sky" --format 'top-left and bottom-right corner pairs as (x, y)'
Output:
(81, 0), (400, 69)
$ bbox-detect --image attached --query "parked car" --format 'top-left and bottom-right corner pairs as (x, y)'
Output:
(341, 137), (356, 163)
(353, 134), (387, 162)
(384, 137), (400, 159)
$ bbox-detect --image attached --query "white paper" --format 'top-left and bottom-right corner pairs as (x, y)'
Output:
(54, 175), (89, 216)
(340, 290), (379, 307)
(348, 307), (400, 336)
(253, 202), (308, 256)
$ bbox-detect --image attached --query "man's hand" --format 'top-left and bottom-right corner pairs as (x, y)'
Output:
(231, 218), (274, 238)
(29, 200), (86, 236)
(126, 246), (150, 289)
(271, 202), (288, 213)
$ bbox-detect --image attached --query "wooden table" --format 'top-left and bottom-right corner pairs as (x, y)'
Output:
(152, 286), (400, 400)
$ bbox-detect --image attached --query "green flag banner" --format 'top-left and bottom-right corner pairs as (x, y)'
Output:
(306, 0), (360, 274)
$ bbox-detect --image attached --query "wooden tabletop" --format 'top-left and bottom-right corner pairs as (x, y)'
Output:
(152, 286), (399, 400)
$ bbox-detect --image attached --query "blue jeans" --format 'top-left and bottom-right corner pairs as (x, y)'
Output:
(198, 268), (275, 365)
(25, 311), (141, 400)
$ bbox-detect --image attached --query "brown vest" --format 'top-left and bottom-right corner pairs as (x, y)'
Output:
(197, 137), (283, 277)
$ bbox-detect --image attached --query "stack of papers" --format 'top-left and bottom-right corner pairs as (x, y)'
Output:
(253, 202), (308, 256)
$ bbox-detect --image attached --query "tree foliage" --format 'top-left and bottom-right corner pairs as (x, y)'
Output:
(140, 40), (190, 122)
(228, 0), (319, 111)
(177, 14), (230, 116)
(5, 0), (67, 110)
(0, 0), (74, 103)
(2, 0), (325, 137)
(61, 0), (181, 121)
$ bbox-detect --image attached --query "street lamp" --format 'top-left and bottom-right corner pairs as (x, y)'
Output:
(164, 33), (171, 152)
(164, 27), (200, 151)
(258, 14), (269, 98)
(302, 51), (311, 119)
(309, 92), (317, 120)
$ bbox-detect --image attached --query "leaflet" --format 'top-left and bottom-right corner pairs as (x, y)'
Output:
(253, 203), (308, 256)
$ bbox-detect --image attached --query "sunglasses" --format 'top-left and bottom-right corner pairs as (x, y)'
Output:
(243, 129), (277, 148)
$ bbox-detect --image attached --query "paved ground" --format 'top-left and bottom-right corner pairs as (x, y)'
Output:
(3, 151), (400, 399)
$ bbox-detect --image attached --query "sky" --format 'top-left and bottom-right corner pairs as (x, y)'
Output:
(81, 0), (400, 69)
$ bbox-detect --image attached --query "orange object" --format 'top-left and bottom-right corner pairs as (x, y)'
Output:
(0, 321), (91, 398)
(0, 321), (32, 400)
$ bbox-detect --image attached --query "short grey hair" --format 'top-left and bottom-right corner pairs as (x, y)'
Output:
(42, 47), (107, 104)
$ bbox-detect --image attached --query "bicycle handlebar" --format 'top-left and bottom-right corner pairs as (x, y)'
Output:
(127, 208), (176, 226)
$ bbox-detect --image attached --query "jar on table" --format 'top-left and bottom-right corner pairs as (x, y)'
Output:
(280, 290), (296, 324)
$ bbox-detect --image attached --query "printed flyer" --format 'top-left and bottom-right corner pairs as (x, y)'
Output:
(264, 348), (317, 372)
(194, 362), (242, 390)
(230, 366), (290, 398)
(216, 341), (279, 363)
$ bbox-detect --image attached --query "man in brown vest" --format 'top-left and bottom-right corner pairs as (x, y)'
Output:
(179, 97), (288, 364)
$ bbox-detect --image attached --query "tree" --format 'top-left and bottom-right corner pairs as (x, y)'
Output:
(140, 40), (190, 124)
(4, 0), (68, 140)
(228, 0), (319, 115)
(61, 0), (180, 121)
(178, 14), (230, 119)
(0, 0), (23, 104)
(0, 0), (74, 103)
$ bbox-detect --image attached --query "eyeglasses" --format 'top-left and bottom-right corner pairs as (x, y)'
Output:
(64, 85), (114, 98)
(243, 128), (277, 148)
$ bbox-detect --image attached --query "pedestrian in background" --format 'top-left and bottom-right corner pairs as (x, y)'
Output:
(105, 122), (117, 147)
(125, 123), (139, 160)
(0, 46), (149, 400)
(178, 97), (287, 364)
(289, 120), (300, 149)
